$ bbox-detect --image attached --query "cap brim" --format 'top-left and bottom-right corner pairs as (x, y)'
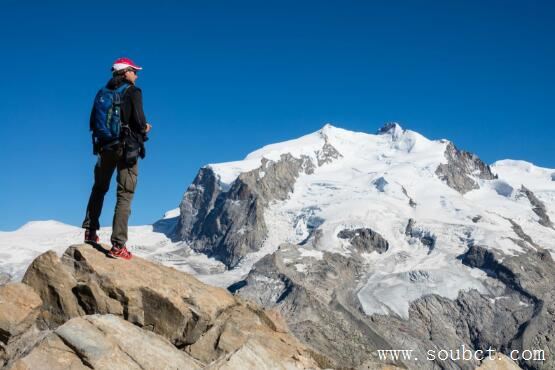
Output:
(113, 63), (143, 71)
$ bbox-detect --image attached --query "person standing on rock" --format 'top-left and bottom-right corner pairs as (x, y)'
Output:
(82, 57), (152, 260)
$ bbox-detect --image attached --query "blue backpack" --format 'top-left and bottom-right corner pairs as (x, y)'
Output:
(91, 83), (130, 153)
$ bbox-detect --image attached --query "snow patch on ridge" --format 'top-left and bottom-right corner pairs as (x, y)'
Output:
(358, 263), (488, 319)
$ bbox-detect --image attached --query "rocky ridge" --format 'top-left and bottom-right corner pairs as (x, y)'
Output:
(0, 243), (327, 370)
(178, 127), (343, 268)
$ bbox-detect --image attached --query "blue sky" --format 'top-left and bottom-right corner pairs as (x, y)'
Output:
(1, 0), (553, 231)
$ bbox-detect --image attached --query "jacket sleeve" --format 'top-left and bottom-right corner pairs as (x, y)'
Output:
(129, 87), (148, 133)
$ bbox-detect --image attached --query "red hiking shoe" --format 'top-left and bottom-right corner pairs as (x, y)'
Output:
(107, 245), (133, 260)
(84, 229), (99, 243)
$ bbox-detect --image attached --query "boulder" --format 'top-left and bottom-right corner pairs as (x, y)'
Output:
(14, 244), (323, 369)
(337, 228), (389, 254)
(11, 314), (202, 370)
(0, 283), (42, 342)
(0, 283), (43, 368)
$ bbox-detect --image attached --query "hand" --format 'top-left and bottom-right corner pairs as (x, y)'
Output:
(145, 123), (152, 133)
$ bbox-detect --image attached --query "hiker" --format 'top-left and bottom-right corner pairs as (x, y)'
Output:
(82, 57), (152, 260)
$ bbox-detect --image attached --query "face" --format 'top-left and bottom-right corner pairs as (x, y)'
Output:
(124, 69), (138, 84)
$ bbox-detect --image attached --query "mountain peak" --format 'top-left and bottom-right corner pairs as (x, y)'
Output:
(377, 122), (405, 137)
(318, 123), (340, 137)
(320, 123), (336, 131)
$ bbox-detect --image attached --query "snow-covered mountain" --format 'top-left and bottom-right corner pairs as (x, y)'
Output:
(1, 123), (554, 369)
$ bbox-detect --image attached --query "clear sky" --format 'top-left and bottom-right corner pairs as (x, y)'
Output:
(1, 0), (553, 231)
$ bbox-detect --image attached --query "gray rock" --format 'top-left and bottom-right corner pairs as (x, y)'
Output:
(377, 122), (404, 138)
(236, 233), (555, 370)
(405, 219), (436, 253)
(520, 185), (553, 228)
(177, 135), (346, 268)
(238, 245), (401, 369)
(458, 244), (555, 370)
(178, 167), (222, 239)
(316, 139), (342, 166)
(337, 228), (389, 254)
(178, 154), (314, 268)
(401, 186), (417, 208)
(435, 142), (497, 194)
(505, 217), (539, 248)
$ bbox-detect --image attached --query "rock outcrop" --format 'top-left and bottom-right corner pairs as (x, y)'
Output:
(177, 133), (345, 269)
(405, 219), (436, 253)
(458, 245), (555, 370)
(520, 186), (553, 228)
(435, 142), (497, 194)
(1, 244), (323, 369)
(0, 283), (43, 369)
(238, 244), (402, 369)
(178, 154), (316, 268)
(337, 228), (389, 254)
(12, 315), (203, 370)
(236, 237), (554, 369)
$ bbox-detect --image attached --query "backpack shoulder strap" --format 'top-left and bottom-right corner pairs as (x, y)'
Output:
(112, 83), (130, 106)
(115, 83), (131, 95)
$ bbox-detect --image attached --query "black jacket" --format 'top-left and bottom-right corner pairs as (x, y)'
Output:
(90, 78), (149, 159)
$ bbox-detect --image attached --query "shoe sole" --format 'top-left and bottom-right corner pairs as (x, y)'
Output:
(107, 253), (132, 260)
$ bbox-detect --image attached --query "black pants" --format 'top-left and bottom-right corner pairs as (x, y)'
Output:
(82, 147), (138, 246)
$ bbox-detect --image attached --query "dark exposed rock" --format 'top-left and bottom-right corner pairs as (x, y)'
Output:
(505, 217), (539, 248)
(178, 167), (222, 239)
(435, 142), (497, 194)
(359, 243), (555, 370)
(337, 228), (389, 254)
(377, 122), (405, 137)
(178, 154), (315, 268)
(405, 219), (436, 253)
(458, 244), (555, 369)
(237, 245), (402, 369)
(472, 215), (482, 223)
(315, 140), (342, 166)
(520, 186), (554, 228)
(236, 234), (555, 370)
(401, 186), (417, 208)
